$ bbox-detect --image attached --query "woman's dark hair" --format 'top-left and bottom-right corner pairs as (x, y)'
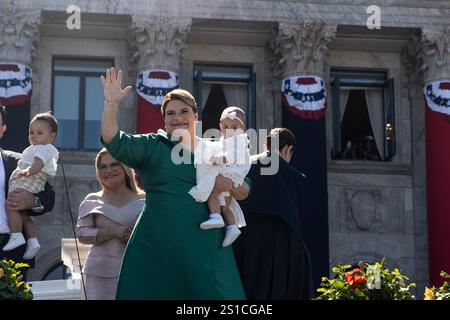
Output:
(266, 127), (296, 152)
(31, 111), (58, 135)
(0, 104), (6, 125)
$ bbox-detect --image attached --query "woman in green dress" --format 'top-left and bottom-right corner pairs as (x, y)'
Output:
(100, 68), (248, 299)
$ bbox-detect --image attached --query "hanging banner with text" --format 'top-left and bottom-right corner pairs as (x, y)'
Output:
(281, 74), (329, 292)
(0, 63), (32, 152)
(423, 80), (450, 117)
(0, 63), (32, 106)
(423, 80), (450, 287)
(135, 69), (179, 134)
(281, 75), (327, 120)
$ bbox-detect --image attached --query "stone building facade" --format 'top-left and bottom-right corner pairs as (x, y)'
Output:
(1, 0), (450, 297)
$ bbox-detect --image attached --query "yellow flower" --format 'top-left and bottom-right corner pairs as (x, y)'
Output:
(0, 268), (3, 278)
(424, 287), (436, 300)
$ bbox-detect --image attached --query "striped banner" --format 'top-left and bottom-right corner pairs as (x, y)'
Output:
(424, 80), (450, 116)
(281, 75), (327, 120)
(135, 69), (179, 134)
(0, 63), (32, 106)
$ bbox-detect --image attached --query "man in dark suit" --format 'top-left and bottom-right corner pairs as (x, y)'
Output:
(0, 104), (55, 281)
(233, 128), (313, 299)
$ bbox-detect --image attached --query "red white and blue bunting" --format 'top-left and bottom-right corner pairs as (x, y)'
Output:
(0, 63), (32, 106)
(281, 75), (327, 120)
(136, 69), (179, 106)
(424, 81), (450, 116)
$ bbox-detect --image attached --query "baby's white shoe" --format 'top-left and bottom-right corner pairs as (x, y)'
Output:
(222, 226), (241, 247)
(200, 216), (225, 230)
(2, 233), (26, 251)
(23, 238), (41, 260)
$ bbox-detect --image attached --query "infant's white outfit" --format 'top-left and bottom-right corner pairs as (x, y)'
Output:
(189, 134), (251, 229)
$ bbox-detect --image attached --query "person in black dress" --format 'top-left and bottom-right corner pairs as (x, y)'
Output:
(234, 128), (313, 299)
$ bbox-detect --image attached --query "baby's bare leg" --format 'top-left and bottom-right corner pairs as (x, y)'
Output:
(22, 214), (41, 259)
(22, 213), (37, 239)
(6, 208), (23, 233)
(221, 196), (236, 226)
(207, 191), (221, 215)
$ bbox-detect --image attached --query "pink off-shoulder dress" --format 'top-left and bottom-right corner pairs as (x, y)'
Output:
(76, 198), (144, 300)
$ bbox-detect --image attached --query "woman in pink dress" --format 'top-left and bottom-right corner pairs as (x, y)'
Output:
(76, 148), (145, 300)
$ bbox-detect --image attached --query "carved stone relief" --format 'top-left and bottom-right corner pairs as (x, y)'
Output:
(344, 188), (385, 232)
(128, 16), (191, 72)
(269, 20), (336, 78)
(401, 32), (423, 92)
(0, 1), (41, 64)
(419, 27), (450, 83)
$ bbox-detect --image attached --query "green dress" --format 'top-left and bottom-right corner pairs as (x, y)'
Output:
(103, 130), (246, 300)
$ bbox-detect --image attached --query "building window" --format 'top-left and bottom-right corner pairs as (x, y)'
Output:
(194, 64), (256, 133)
(52, 58), (113, 150)
(41, 262), (71, 281)
(331, 70), (396, 161)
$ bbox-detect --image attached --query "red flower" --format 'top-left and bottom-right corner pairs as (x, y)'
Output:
(345, 268), (367, 289)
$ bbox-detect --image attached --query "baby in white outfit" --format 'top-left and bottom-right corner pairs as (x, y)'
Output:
(189, 107), (251, 247)
(3, 112), (59, 259)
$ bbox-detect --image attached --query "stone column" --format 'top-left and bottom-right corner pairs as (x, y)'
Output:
(402, 33), (429, 296)
(128, 16), (191, 134)
(270, 20), (336, 291)
(419, 27), (450, 287)
(0, 1), (40, 152)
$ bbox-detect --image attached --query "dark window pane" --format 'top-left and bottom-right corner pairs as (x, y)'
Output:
(330, 69), (391, 162)
(202, 84), (228, 134)
(194, 64), (253, 132)
(340, 90), (381, 161)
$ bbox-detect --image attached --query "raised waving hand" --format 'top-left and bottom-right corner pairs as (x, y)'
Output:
(101, 68), (133, 143)
(101, 68), (133, 105)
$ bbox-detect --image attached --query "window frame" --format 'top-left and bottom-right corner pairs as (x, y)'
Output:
(51, 56), (114, 151)
(330, 69), (396, 161)
(193, 63), (256, 129)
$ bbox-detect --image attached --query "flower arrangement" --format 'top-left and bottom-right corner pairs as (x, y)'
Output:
(0, 259), (33, 300)
(316, 258), (415, 300)
(424, 271), (450, 300)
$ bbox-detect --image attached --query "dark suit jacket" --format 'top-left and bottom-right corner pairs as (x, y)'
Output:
(233, 153), (313, 299)
(1, 149), (56, 268)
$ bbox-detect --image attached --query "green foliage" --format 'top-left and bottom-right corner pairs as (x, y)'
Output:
(315, 259), (416, 300)
(0, 259), (33, 300)
(424, 271), (450, 300)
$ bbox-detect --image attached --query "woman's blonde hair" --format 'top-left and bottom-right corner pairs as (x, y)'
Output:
(161, 88), (197, 116)
(95, 148), (143, 194)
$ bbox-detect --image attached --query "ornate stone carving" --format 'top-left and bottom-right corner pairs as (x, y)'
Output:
(128, 16), (191, 72)
(269, 20), (336, 78)
(401, 32), (423, 90)
(0, 0), (41, 64)
(419, 27), (450, 83)
(344, 189), (384, 232)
